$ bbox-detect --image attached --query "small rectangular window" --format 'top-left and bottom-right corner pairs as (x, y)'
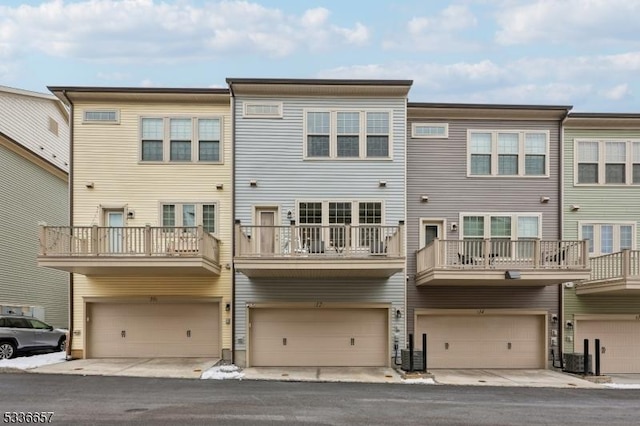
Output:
(243, 102), (282, 118)
(48, 117), (59, 136)
(412, 123), (448, 138)
(83, 110), (119, 123)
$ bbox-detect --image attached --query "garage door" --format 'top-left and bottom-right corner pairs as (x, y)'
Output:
(416, 314), (545, 369)
(88, 302), (219, 358)
(575, 320), (640, 374)
(249, 308), (388, 367)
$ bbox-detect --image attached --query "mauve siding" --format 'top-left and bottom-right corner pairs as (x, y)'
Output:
(0, 145), (69, 328)
(234, 96), (407, 364)
(562, 128), (640, 353)
(406, 116), (563, 354)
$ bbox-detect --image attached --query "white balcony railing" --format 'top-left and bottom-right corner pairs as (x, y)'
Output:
(587, 249), (640, 282)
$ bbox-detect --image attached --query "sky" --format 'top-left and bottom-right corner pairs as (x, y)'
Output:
(1, 0), (640, 112)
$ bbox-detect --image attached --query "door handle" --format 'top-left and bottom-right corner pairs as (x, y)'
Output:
(445, 342), (449, 350)
(508, 342), (512, 350)
(602, 346), (606, 354)
(121, 330), (126, 338)
(283, 338), (287, 346)
(186, 330), (191, 338)
(350, 338), (355, 346)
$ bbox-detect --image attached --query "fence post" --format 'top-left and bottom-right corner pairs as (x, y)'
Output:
(583, 338), (590, 375)
(144, 225), (152, 255)
(422, 333), (427, 372)
(408, 333), (414, 372)
(91, 225), (99, 254)
(595, 338), (601, 376)
(534, 239), (541, 268)
(234, 220), (241, 256)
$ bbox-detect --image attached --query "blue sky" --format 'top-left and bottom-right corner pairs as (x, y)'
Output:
(2, 0), (640, 111)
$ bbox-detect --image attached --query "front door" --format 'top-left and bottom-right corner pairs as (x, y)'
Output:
(105, 210), (125, 253)
(422, 220), (443, 248)
(256, 208), (278, 255)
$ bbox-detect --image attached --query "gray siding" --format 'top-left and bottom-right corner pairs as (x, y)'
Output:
(562, 128), (640, 353)
(0, 145), (69, 327)
(234, 96), (407, 363)
(406, 117), (563, 353)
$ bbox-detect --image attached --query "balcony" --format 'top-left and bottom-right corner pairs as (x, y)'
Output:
(234, 221), (405, 278)
(37, 225), (221, 276)
(576, 250), (640, 295)
(415, 239), (590, 286)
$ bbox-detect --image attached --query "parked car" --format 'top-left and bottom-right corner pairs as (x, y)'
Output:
(0, 315), (67, 359)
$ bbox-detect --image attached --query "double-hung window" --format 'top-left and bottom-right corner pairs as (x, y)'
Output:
(305, 110), (391, 159)
(461, 213), (541, 258)
(576, 139), (640, 185)
(468, 130), (549, 177)
(141, 117), (222, 163)
(579, 222), (635, 256)
(161, 203), (217, 233)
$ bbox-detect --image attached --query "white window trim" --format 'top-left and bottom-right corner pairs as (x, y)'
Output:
(412, 122), (449, 139)
(242, 101), (283, 119)
(295, 199), (386, 226)
(419, 218), (447, 249)
(459, 212), (543, 240)
(466, 129), (550, 178)
(303, 108), (394, 160)
(82, 109), (120, 124)
(573, 138), (640, 186)
(159, 201), (218, 235)
(577, 220), (636, 256)
(139, 116), (224, 164)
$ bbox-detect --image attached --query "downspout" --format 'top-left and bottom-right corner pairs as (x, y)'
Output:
(556, 107), (571, 369)
(228, 83), (236, 365)
(61, 89), (74, 360)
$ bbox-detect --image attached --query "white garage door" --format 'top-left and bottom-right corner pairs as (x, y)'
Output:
(88, 302), (219, 358)
(249, 308), (388, 367)
(575, 320), (640, 374)
(416, 314), (546, 369)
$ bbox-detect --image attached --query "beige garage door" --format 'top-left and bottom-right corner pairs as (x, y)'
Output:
(88, 302), (219, 358)
(249, 308), (388, 367)
(575, 320), (640, 374)
(416, 314), (545, 369)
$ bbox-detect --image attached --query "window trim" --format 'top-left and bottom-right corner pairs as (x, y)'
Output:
(294, 199), (386, 226)
(419, 218), (447, 249)
(459, 212), (543, 240)
(577, 221), (636, 256)
(82, 109), (120, 124)
(467, 129), (550, 178)
(412, 122), (449, 139)
(574, 138), (640, 186)
(139, 116), (223, 164)
(242, 101), (283, 118)
(158, 201), (218, 234)
(303, 108), (393, 160)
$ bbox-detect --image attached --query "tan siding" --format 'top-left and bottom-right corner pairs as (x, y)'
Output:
(69, 99), (233, 355)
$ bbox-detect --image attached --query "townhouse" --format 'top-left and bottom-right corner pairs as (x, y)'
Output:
(229, 79), (410, 367)
(562, 113), (640, 373)
(39, 88), (233, 360)
(0, 86), (69, 328)
(407, 103), (591, 369)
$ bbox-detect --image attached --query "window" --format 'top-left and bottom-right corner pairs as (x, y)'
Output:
(161, 203), (217, 233)
(467, 130), (549, 177)
(140, 117), (222, 163)
(243, 102), (282, 118)
(305, 110), (391, 159)
(579, 222), (635, 256)
(412, 123), (448, 139)
(461, 213), (541, 257)
(576, 139), (640, 185)
(83, 110), (119, 123)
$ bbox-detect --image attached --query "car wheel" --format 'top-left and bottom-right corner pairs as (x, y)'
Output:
(57, 337), (66, 352)
(0, 342), (16, 360)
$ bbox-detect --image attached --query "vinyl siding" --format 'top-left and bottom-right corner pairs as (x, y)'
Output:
(70, 100), (233, 355)
(563, 128), (640, 353)
(406, 117), (563, 355)
(234, 96), (407, 364)
(0, 144), (69, 327)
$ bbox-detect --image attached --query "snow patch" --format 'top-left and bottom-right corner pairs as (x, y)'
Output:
(604, 383), (640, 389)
(403, 377), (436, 385)
(0, 351), (66, 370)
(201, 364), (244, 380)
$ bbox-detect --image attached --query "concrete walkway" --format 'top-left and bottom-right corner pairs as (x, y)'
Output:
(242, 367), (404, 384)
(430, 369), (603, 388)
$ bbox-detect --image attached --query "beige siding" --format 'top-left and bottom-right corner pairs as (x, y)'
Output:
(70, 100), (233, 356)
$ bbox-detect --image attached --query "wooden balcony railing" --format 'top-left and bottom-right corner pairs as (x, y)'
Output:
(234, 222), (404, 258)
(416, 239), (588, 271)
(39, 225), (220, 265)
(587, 249), (640, 282)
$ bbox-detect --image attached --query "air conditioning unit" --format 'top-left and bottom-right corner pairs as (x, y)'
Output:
(401, 349), (424, 372)
(563, 352), (592, 374)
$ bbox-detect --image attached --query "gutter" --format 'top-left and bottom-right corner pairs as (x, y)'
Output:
(61, 89), (75, 360)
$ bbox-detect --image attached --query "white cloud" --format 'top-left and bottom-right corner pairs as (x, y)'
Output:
(600, 84), (631, 101)
(495, 0), (640, 46)
(384, 5), (478, 51)
(0, 0), (370, 63)
(140, 78), (155, 87)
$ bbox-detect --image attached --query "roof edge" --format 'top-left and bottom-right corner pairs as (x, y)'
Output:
(226, 78), (413, 86)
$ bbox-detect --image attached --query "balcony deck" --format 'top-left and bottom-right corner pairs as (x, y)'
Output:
(415, 239), (590, 286)
(37, 225), (221, 276)
(234, 222), (405, 279)
(576, 250), (640, 295)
